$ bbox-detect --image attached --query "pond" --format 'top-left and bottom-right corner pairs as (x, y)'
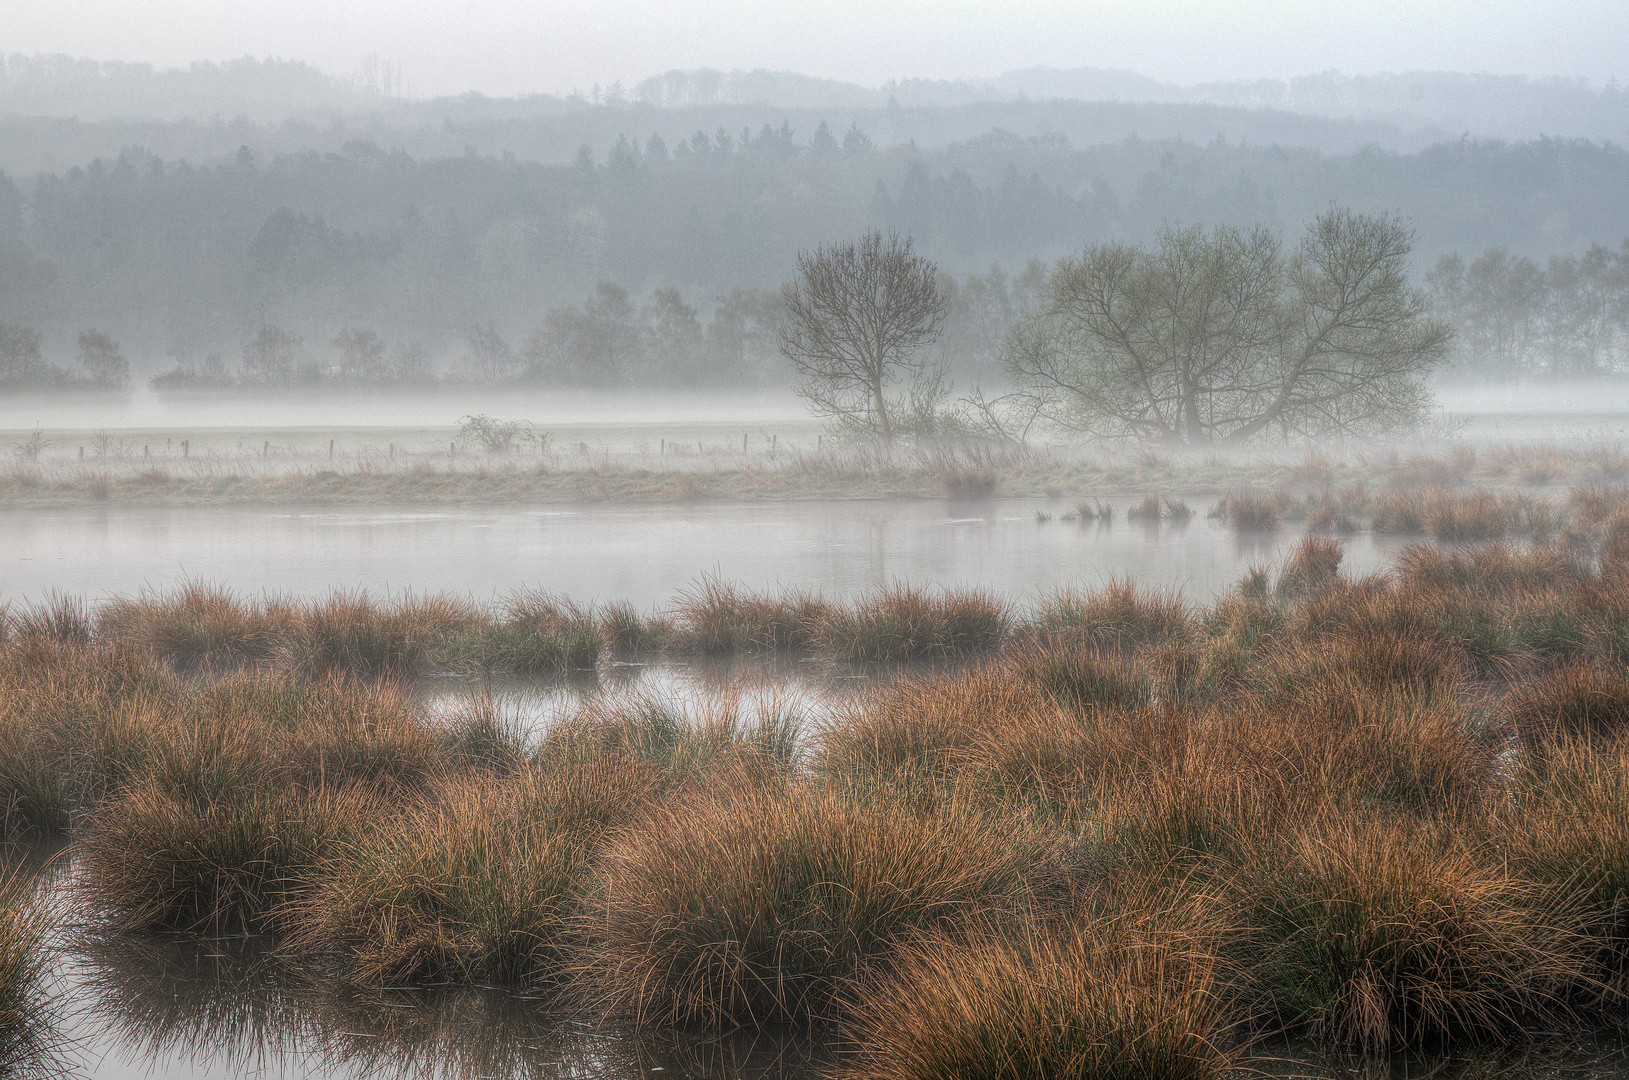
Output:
(1, 498), (1416, 610)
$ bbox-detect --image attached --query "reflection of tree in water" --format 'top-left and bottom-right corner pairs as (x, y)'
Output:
(67, 932), (833, 1080)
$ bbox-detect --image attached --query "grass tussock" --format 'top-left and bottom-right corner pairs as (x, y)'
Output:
(1237, 811), (1576, 1051)
(590, 772), (1047, 1027)
(816, 584), (1009, 663)
(99, 581), (287, 673)
(841, 915), (1237, 1080)
(668, 577), (829, 656)
(288, 757), (661, 985)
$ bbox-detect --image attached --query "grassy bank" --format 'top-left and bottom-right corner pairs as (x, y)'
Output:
(2, 439), (1627, 507)
(5, 528), (1629, 1071)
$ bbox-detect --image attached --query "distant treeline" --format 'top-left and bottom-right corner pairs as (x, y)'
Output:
(133, 261), (1044, 390)
(1427, 241), (1629, 379)
(1, 127), (1626, 380)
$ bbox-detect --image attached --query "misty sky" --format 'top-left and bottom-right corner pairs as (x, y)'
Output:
(6, 0), (1627, 99)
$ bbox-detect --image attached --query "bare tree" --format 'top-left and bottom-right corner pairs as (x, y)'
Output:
(465, 323), (516, 381)
(0, 323), (44, 382)
(77, 328), (130, 387)
(1004, 210), (1451, 445)
(780, 231), (949, 449)
(243, 322), (303, 385)
(333, 327), (387, 379)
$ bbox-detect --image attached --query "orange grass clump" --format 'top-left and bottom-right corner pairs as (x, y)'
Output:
(589, 771), (1048, 1027)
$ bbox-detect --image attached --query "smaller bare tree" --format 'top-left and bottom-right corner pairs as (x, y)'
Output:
(780, 231), (949, 450)
(77, 328), (130, 388)
(466, 323), (517, 381)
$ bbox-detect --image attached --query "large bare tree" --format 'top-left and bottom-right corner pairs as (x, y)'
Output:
(780, 231), (949, 449)
(1004, 210), (1452, 445)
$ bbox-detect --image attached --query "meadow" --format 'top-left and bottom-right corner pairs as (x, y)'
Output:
(4, 421), (1629, 508)
(2, 485), (1629, 1078)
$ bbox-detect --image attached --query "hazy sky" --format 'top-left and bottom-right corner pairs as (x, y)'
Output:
(6, 0), (1626, 98)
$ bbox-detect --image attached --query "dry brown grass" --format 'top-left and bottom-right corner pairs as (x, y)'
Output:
(589, 769), (1049, 1027)
(1235, 809), (1579, 1051)
(841, 913), (1238, 1080)
(815, 584), (1009, 663)
(287, 757), (662, 985)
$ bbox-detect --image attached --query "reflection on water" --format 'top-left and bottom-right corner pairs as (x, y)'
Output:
(38, 929), (1629, 1080)
(0, 499), (1417, 608)
(55, 933), (834, 1080)
(3, 843), (1623, 1080)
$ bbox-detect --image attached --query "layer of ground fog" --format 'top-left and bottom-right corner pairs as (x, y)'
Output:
(4, 504), (1629, 1077)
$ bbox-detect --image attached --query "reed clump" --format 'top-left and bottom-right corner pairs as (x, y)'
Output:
(72, 676), (447, 932)
(288, 758), (661, 985)
(99, 581), (287, 673)
(282, 591), (474, 678)
(668, 577), (829, 655)
(1211, 490), (1286, 531)
(1235, 811), (1576, 1051)
(841, 916), (1237, 1080)
(1502, 735), (1629, 1003)
(815, 584), (1008, 662)
(463, 589), (602, 673)
(17, 524), (1629, 1055)
(590, 772), (1047, 1027)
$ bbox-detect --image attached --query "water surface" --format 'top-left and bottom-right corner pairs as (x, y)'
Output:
(3, 498), (1413, 608)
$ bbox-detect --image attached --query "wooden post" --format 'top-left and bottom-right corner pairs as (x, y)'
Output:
(661, 438), (665, 455)
(329, 439), (335, 460)
(78, 447), (84, 460)
(743, 433), (748, 452)
(182, 440), (189, 458)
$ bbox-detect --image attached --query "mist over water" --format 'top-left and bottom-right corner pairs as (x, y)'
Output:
(1, 499), (1412, 611)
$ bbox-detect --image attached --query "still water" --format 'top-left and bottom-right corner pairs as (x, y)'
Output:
(25, 900), (1629, 1080)
(2, 498), (1418, 608)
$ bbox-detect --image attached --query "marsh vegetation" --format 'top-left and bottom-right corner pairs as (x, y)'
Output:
(4, 503), (1629, 1075)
